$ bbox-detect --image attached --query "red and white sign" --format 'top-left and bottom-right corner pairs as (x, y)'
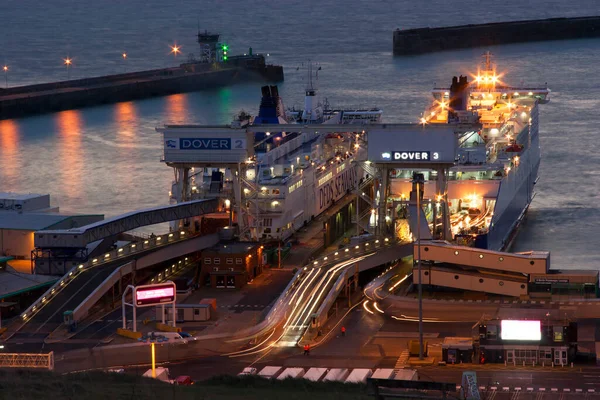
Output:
(135, 282), (176, 307)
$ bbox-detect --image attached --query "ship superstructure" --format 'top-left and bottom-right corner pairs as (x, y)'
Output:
(160, 66), (380, 242)
(388, 52), (550, 250)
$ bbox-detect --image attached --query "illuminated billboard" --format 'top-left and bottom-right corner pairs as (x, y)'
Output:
(500, 320), (541, 341)
(159, 126), (254, 164)
(367, 124), (456, 164)
(135, 282), (176, 307)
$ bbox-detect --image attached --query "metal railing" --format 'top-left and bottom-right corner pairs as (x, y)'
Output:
(18, 230), (193, 325)
(0, 352), (54, 370)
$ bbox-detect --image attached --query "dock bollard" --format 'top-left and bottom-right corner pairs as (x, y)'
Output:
(504, 360), (507, 367)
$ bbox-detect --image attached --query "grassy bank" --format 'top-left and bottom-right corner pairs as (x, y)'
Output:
(0, 370), (373, 400)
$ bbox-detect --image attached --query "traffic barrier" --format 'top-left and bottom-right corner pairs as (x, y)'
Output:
(116, 328), (142, 339)
(155, 322), (181, 333)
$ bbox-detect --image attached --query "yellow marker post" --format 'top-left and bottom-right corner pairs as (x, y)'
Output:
(151, 342), (156, 378)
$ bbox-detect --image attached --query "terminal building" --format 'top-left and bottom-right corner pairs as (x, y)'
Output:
(199, 242), (264, 289)
(0, 193), (103, 315)
(0, 193), (102, 269)
(441, 319), (575, 366)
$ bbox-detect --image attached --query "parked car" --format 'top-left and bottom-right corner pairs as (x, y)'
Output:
(179, 332), (197, 341)
(175, 375), (194, 386)
(238, 367), (258, 376)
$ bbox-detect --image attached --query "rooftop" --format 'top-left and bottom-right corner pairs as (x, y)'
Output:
(0, 213), (81, 231)
(0, 192), (46, 201)
(204, 241), (261, 254)
(0, 270), (57, 300)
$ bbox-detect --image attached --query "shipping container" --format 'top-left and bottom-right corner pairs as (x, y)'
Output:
(155, 304), (211, 322)
(258, 366), (283, 379)
(304, 368), (328, 382)
(323, 368), (350, 382)
(345, 369), (373, 384)
(277, 368), (305, 380)
(393, 369), (418, 381)
(371, 369), (395, 380)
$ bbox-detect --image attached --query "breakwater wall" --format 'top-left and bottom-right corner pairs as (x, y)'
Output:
(0, 56), (283, 120)
(393, 16), (600, 55)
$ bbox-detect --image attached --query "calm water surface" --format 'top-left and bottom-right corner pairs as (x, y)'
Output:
(1, 1), (600, 268)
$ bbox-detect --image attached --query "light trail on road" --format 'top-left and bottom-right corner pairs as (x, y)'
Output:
(295, 255), (371, 330)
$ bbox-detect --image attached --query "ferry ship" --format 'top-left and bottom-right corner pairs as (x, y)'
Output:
(172, 67), (381, 241)
(390, 52), (549, 250)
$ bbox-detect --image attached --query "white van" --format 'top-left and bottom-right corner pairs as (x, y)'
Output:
(147, 332), (187, 343)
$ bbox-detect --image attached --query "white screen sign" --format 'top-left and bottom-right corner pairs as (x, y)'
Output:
(500, 320), (541, 341)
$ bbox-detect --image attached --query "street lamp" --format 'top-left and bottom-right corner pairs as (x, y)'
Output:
(2, 65), (7, 89)
(64, 57), (72, 80)
(139, 333), (164, 378)
(170, 44), (181, 57)
(122, 52), (127, 73)
(412, 172), (425, 360)
(225, 199), (232, 227)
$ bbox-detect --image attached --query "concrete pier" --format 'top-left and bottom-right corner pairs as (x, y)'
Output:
(393, 16), (600, 55)
(0, 55), (283, 120)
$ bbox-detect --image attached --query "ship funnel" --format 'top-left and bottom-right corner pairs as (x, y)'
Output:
(255, 85), (284, 124)
(449, 75), (469, 111)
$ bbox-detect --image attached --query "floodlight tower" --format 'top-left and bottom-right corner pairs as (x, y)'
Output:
(197, 29), (220, 63)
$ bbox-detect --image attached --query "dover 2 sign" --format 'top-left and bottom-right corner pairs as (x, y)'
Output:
(170, 138), (247, 150)
(135, 282), (176, 307)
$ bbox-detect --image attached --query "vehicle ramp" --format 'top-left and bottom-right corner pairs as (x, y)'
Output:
(72, 233), (218, 323)
(414, 240), (549, 274)
(2, 231), (217, 341)
(407, 183), (432, 240)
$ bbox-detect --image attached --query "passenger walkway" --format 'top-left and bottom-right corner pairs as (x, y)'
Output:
(1, 231), (216, 342)
(34, 199), (218, 248)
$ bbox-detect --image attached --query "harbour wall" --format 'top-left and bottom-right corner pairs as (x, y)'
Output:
(393, 16), (600, 55)
(0, 58), (283, 120)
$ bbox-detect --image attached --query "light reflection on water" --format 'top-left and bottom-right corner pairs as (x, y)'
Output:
(0, 0), (599, 268)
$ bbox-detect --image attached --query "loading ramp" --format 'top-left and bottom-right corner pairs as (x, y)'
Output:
(2, 231), (218, 341)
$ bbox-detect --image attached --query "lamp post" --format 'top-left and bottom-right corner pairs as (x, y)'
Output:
(64, 57), (72, 80)
(413, 173), (425, 360)
(122, 52), (127, 73)
(225, 199), (232, 227)
(170, 44), (181, 58)
(2, 65), (7, 89)
(139, 333), (160, 378)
